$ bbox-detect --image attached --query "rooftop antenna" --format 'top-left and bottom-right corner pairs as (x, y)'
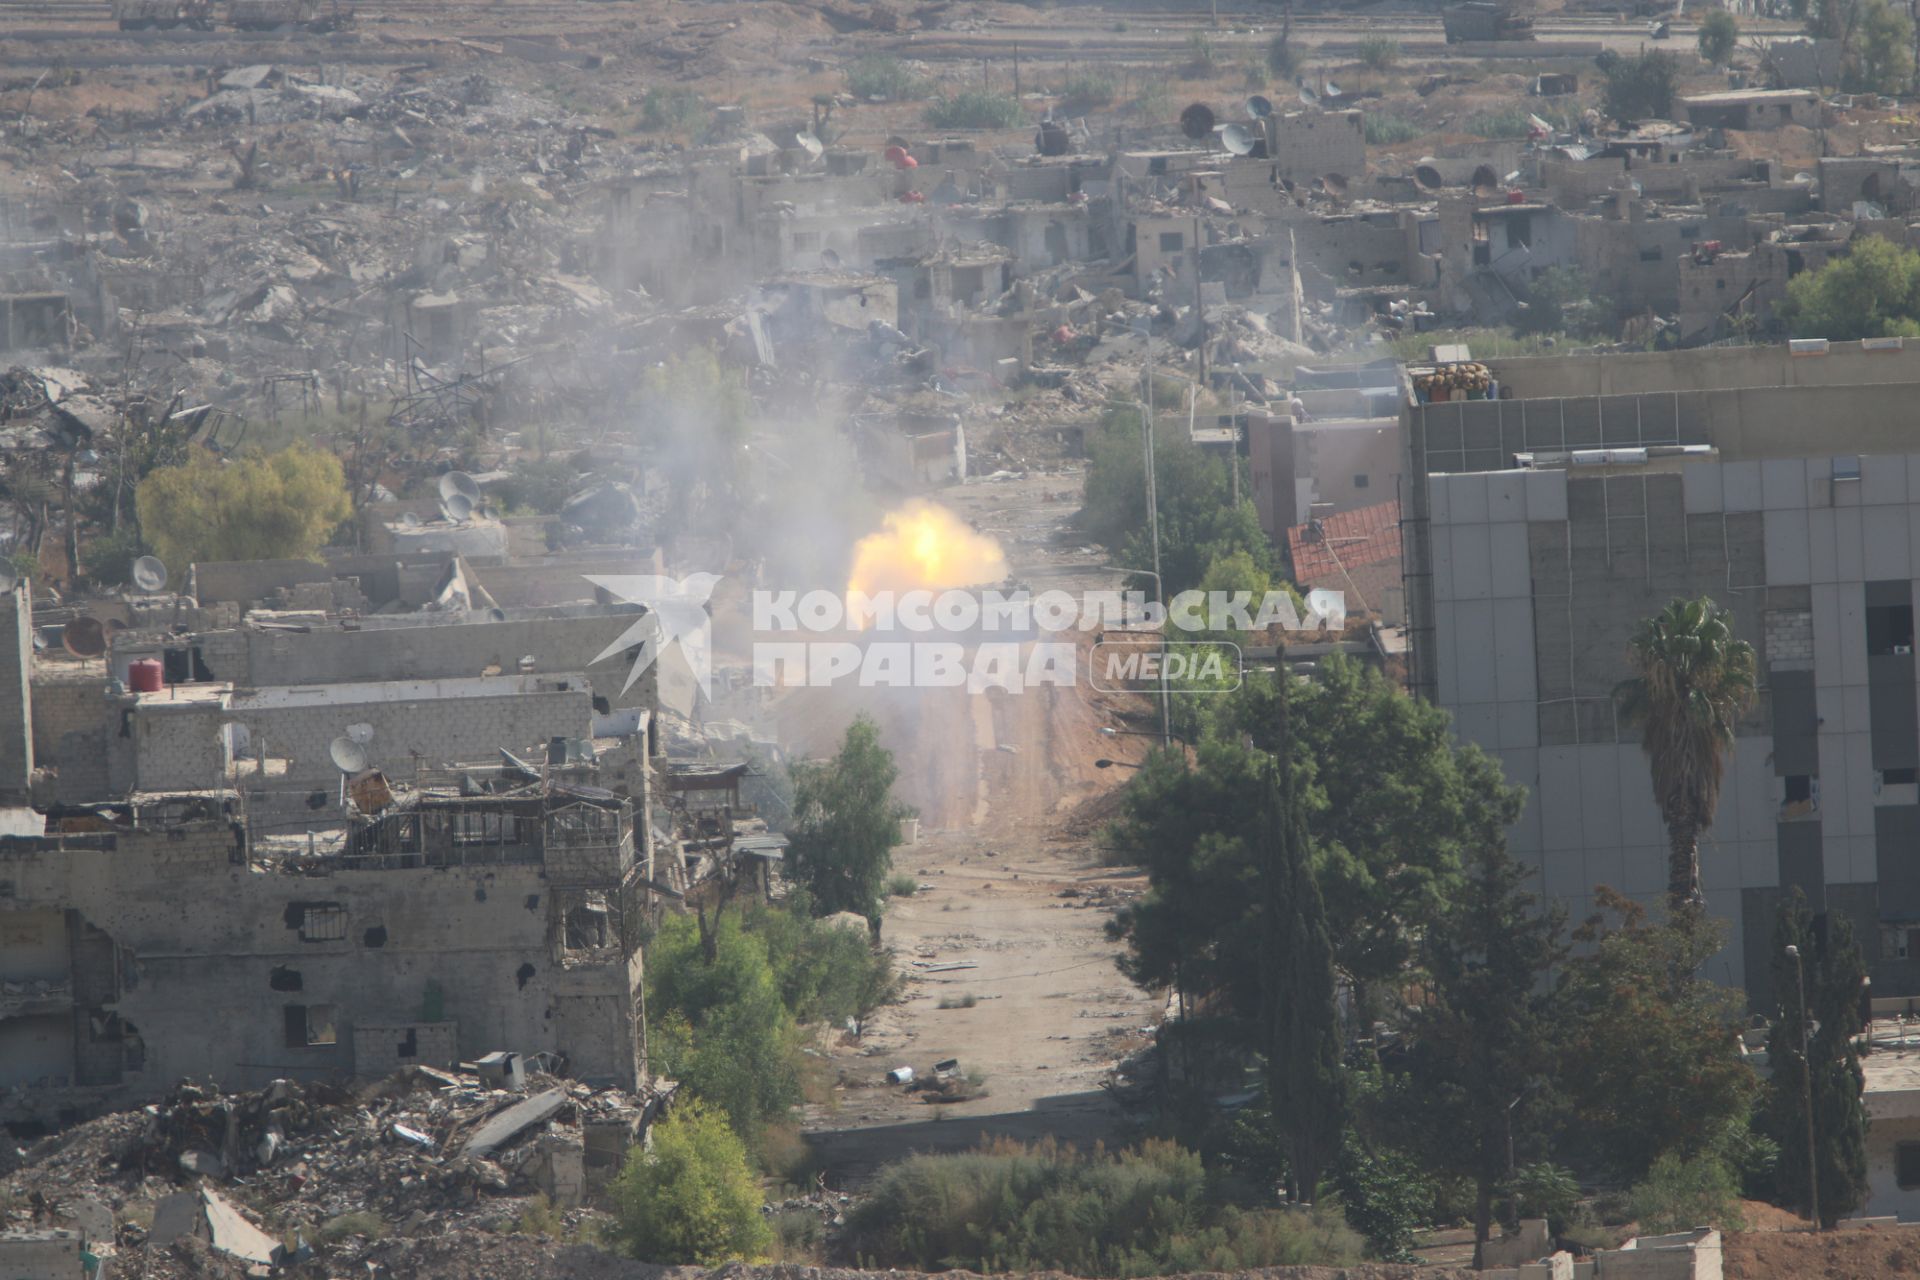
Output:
(61, 616), (105, 658)
(1221, 123), (1256, 156)
(1247, 94), (1273, 118)
(441, 493), (475, 523)
(329, 735), (369, 777)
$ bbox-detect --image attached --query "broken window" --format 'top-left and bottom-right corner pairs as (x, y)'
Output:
(396, 1027), (418, 1059)
(1900, 1142), (1920, 1189)
(299, 906), (348, 942)
(565, 898), (611, 950)
(1354, 474), (1370, 490)
(1888, 768), (1919, 786)
(454, 812), (508, 846)
(284, 1004), (337, 1048)
(1868, 603), (1915, 655)
(1639, 248), (1663, 263)
(1158, 232), (1183, 253)
(1781, 774), (1817, 819)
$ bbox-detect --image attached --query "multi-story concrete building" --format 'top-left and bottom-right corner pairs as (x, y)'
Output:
(1400, 340), (1920, 1008)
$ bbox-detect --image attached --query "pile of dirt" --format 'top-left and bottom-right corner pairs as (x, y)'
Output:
(1724, 1223), (1920, 1280)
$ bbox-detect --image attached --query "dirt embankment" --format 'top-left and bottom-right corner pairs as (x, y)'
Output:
(1724, 1224), (1920, 1280)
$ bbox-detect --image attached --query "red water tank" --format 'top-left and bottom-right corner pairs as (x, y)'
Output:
(1506, 188), (1526, 204)
(128, 658), (164, 693)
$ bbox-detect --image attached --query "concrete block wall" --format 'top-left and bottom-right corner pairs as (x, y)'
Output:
(0, 828), (641, 1106)
(27, 667), (109, 804)
(0, 582), (32, 797)
(1267, 110), (1365, 186)
(350, 1020), (460, 1078)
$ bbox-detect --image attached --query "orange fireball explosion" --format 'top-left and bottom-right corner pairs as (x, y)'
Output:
(846, 501), (1008, 615)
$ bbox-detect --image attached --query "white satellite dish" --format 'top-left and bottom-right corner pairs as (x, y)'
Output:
(1297, 84), (1319, 108)
(795, 130), (825, 160)
(1247, 94), (1273, 119)
(438, 471), (482, 504)
(485, 606), (508, 622)
(1323, 80), (1343, 97)
(400, 512), (423, 529)
(1793, 171), (1816, 186)
(132, 555), (169, 593)
(346, 723), (375, 744)
(1221, 123), (1256, 156)
(328, 736), (370, 773)
(442, 493), (475, 522)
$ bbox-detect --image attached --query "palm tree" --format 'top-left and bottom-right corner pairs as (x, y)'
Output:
(1615, 596), (1757, 915)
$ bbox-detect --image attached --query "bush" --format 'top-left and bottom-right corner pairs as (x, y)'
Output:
(1184, 32), (1219, 72)
(846, 1139), (1365, 1275)
(492, 457), (579, 515)
(937, 993), (979, 1009)
(1133, 81), (1172, 122)
(607, 1100), (772, 1264)
(1627, 1152), (1746, 1235)
(1362, 113), (1422, 144)
(848, 55), (928, 101)
(315, 1210), (386, 1244)
(1697, 8), (1739, 64)
(136, 444), (353, 570)
(640, 86), (707, 135)
(1600, 51), (1678, 123)
(1504, 1162), (1583, 1236)
(1058, 70), (1117, 108)
(1356, 35), (1400, 69)
(1266, 32), (1297, 76)
(925, 91), (1024, 129)
(1778, 226), (1920, 340)
(886, 873), (919, 898)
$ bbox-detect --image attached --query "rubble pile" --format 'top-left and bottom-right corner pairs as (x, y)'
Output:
(1, 1067), (669, 1267)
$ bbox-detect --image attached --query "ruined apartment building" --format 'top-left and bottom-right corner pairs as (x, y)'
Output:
(0, 776), (652, 1127)
(1401, 340), (1920, 1008)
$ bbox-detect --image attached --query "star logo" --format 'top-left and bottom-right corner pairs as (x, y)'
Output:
(583, 572), (721, 699)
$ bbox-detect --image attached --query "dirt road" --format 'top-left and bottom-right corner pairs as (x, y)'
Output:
(795, 467), (1166, 1185)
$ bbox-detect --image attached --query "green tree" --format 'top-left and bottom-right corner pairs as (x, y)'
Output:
(1256, 683), (1347, 1201)
(640, 348), (749, 530)
(1080, 399), (1272, 597)
(1768, 892), (1870, 1228)
(1554, 888), (1760, 1180)
(1780, 236), (1920, 340)
(1697, 9), (1740, 64)
(135, 444), (352, 569)
(606, 1099), (772, 1263)
(787, 715), (905, 925)
(1356, 35), (1400, 69)
(1392, 837), (1565, 1266)
(1516, 266), (1604, 336)
(1852, 0), (1913, 92)
(1614, 597), (1757, 913)
(1600, 51), (1679, 123)
(646, 912), (801, 1148)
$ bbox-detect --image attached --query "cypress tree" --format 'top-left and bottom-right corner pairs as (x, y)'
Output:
(1259, 674), (1348, 1201)
(1769, 891), (1869, 1228)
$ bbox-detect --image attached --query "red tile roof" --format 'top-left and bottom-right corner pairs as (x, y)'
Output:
(1285, 498), (1402, 586)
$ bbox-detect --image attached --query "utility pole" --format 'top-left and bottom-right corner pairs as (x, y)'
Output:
(1191, 210), (1208, 387)
(1140, 349), (1169, 746)
(1788, 942), (1822, 1230)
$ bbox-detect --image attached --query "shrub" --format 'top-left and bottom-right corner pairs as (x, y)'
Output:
(1266, 32), (1297, 76)
(1133, 81), (1172, 121)
(1185, 32), (1219, 72)
(1058, 70), (1117, 108)
(607, 1100), (772, 1264)
(639, 86), (707, 135)
(925, 91), (1024, 129)
(1356, 35), (1400, 69)
(886, 873), (919, 898)
(492, 457), (580, 515)
(846, 1139), (1364, 1275)
(847, 55), (928, 101)
(1504, 1162), (1583, 1236)
(315, 1210), (386, 1244)
(1362, 113), (1422, 145)
(1697, 9), (1739, 65)
(769, 1207), (826, 1262)
(1463, 106), (1535, 138)
(1600, 51), (1678, 123)
(1627, 1152), (1746, 1235)
(937, 993), (979, 1009)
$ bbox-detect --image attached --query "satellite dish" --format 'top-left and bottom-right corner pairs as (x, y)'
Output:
(1180, 102), (1216, 140)
(1297, 85), (1318, 108)
(347, 723), (375, 744)
(486, 606), (508, 622)
(1221, 123), (1256, 156)
(1414, 163), (1443, 190)
(1247, 94), (1273, 118)
(1321, 172), (1351, 198)
(1323, 80), (1343, 97)
(821, 247), (842, 269)
(438, 472), (481, 504)
(62, 616), (105, 658)
(31, 630), (48, 651)
(442, 493), (475, 522)
(1794, 171), (1815, 186)
(329, 736), (370, 774)
(400, 512), (423, 529)
(132, 555), (169, 593)
(795, 130), (824, 159)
